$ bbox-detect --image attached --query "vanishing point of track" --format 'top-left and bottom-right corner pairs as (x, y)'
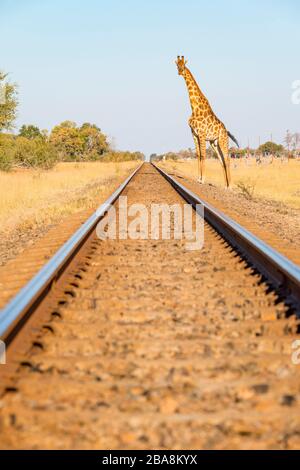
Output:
(0, 162), (300, 449)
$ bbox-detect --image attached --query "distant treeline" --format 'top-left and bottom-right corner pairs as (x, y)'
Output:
(0, 71), (144, 170)
(151, 137), (300, 162)
(0, 121), (144, 171)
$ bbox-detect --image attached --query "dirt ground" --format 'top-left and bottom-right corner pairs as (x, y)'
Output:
(162, 158), (300, 208)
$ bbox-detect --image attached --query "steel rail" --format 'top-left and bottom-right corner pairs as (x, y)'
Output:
(152, 163), (300, 311)
(0, 163), (143, 344)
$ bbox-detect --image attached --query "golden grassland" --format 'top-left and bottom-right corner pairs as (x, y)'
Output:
(0, 161), (139, 236)
(160, 158), (300, 208)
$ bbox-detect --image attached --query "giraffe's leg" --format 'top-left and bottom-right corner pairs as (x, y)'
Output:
(218, 131), (231, 188)
(211, 135), (231, 188)
(192, 132), (205, 183)
(192, 134), (202, 182)
(197, 136), (206, 183)
(210, 140), (229, 188)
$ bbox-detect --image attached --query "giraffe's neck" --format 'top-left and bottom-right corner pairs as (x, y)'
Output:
(183, 67), (209, 115)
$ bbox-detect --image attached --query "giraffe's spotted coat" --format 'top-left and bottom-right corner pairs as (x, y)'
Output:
(176, 56), (233, 187)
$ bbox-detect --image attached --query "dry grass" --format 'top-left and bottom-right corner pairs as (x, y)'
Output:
(0, 161), (139, 236)
(160, 158), (300, 208)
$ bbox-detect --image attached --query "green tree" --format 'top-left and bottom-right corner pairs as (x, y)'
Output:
(50, 121), (84, 160)
(19, 124), (43, 140)
(258, 141), (284, 156)
(50, 121), (109, 160)
(80, 122), (109, 157)
(0, 71), (18, 131)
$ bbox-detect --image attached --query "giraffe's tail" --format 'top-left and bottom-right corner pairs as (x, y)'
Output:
(228, 131), (239, 148)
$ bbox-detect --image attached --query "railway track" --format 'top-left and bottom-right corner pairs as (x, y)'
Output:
(0, 162), (300, 449)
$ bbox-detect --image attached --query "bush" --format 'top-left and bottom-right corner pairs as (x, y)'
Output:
(236, 179), (256, 200)
(101, 151), (144, 162)
(0, 133), (15, 170)
(14, 137), (58, 169)
(165, 152), (179, 161)
(0, 134), (58, 171)
(0, 146), (14, 170)
(86, 149), (102, 161)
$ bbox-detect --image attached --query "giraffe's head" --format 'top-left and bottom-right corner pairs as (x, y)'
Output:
(175, 55), (187, 76)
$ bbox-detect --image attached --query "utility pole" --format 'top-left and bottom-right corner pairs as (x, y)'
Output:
(286, 129), (290, 162)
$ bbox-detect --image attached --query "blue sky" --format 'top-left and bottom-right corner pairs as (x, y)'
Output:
(1, 0), (299, 154)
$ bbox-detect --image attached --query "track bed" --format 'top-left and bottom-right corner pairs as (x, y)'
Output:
(0, 164), (299, 449)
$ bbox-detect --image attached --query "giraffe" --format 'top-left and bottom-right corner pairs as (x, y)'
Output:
(175, 56), (239, 187)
